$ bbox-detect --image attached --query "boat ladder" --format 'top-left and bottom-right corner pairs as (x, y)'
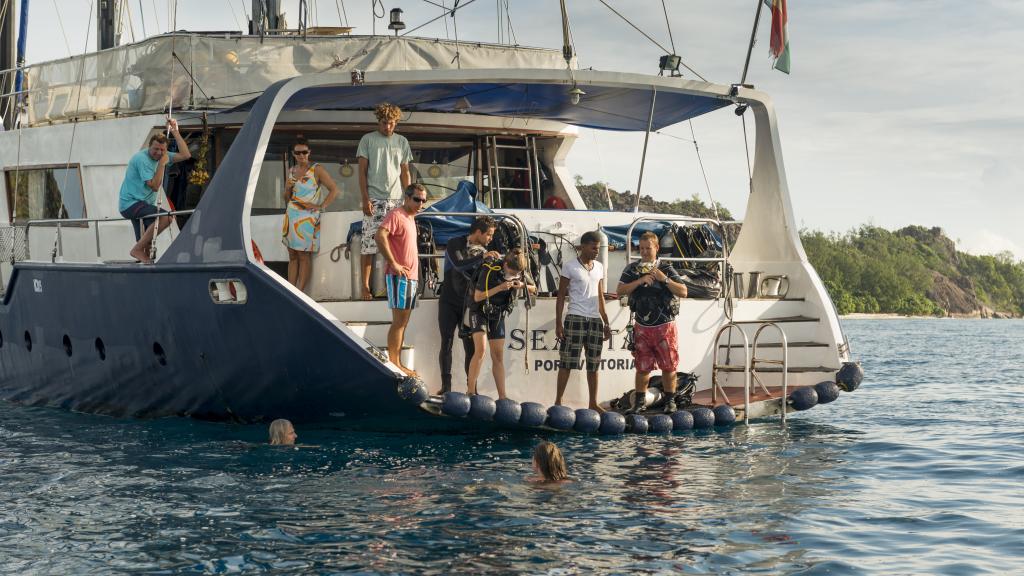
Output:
(712, 322), (790, 425)
(483, 135), (540, 208)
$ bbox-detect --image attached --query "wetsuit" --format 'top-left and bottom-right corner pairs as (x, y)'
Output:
(437, 235), (484, 392)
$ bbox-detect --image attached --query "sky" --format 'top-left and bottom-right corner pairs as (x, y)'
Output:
(14, 0), (1024, 259)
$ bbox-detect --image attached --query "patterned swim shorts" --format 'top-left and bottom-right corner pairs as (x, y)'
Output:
(360, 198), (402, 255)
(558, 314), (605, 372)
(385, 274), (419, 310)
(633, 321), (679, 373)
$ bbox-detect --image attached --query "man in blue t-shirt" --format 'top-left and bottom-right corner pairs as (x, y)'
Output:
(118, 118), (191, 262)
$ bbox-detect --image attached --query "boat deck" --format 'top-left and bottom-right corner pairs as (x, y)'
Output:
(691, 385), (810, 407)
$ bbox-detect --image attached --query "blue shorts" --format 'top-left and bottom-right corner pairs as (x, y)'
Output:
(386, 274), (418, 310)
(120, 201), (170, 241)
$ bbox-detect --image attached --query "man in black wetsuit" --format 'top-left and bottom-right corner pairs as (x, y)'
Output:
(437, 216), (499, 394)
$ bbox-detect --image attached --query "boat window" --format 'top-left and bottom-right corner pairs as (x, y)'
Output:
(3, 165), (87, 223)
(411, 142), (474, 201)
(231, 130), (478, 214)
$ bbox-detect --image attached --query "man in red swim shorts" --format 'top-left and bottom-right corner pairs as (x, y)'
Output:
(617, 231), (688, 413)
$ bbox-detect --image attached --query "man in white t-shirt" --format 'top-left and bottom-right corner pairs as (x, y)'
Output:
(554, 231), (612, 411)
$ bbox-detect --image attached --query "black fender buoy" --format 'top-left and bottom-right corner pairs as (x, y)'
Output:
(396, 376), (428, 405)
(837, 362), (864, 392)
(519, 402), (547, 427)
(494, 398), (521, 425)
(691, 407), (715, 429)
(599, 411), (627, 435)
(670, 410), (694, 431)
(788, 387), (819, 411)
(814, 380), (841, 404)
(469, 394), (496, 420)
(574, 409), (601, 434)
(648, 414), (673, 434)
(441, 392), (472, 417)
(626, 414), (649, 434)
(713, 404), (737, 426)
(546, 405), (575, 431)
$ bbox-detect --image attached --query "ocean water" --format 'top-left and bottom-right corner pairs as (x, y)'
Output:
(1, 319), (1022, 575)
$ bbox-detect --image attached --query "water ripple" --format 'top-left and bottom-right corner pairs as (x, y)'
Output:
(1, 319), (1023, 573)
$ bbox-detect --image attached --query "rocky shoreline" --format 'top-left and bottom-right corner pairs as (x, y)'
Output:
(842, 312), (1022, 320)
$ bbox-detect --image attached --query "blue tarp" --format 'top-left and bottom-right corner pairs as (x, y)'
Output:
(347, 180), (491, 246)
(600, 221), (671, 250)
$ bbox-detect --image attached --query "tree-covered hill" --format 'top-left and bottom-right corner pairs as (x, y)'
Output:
(802, 226), (1023, 317)
(576, 177), (1023, 318)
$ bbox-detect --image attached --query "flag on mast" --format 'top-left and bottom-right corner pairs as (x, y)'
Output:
(769, 0), (791, 74)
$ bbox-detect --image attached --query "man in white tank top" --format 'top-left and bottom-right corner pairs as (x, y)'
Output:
(554, 231), (612, 411)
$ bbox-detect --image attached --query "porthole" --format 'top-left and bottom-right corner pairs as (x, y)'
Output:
(153, 342), (167, 366)
(63, 334), (73, 357)
(95, 338), (106, 361)
(24, 331), (32, 352)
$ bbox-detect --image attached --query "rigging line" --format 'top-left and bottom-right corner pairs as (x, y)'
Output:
(227, 0), (243, 32)
(653, 130), (695, 144)
(334, 0), (345, 26)
(150, 0), (160, 34)
(54, 0), (95, 259)
(687, 119), (720, 222)
(238, 0), (249, 21)
(122, 0), (137, 43)
(402, 0), (482, 37)
(419, 0), (451, 38)
(504, 0), (516, 45)
(450, 0), (461, 68)
(50, 0), (72, 56)
(595, 0), (707, 81)
(138, 0), (147, 37)
(172, 51), (210, 99)
(660, 0), (675, 55)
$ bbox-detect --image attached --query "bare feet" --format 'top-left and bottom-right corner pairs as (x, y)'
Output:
(360, 288), (373, 301)
(399, 365), (418, 377)
(589, 404), (606, 414)
(130, 247), (153, 264)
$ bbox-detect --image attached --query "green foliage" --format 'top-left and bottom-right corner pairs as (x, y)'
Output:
(571, 176), (1023, 317)
(803, 226), (1023, 317)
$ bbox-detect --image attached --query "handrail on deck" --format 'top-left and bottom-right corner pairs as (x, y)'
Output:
(623, 215), (735, 266)
(414, 211), (529, 256)
(24, 210), (195, 263)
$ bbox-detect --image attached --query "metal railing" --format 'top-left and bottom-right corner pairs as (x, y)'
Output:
(623, 215), (734, 266)
(24, 210), (195, 263)
(414, 211), (530, 258)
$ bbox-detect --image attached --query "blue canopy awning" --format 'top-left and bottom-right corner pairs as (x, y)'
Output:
(235, 80), (729, 132)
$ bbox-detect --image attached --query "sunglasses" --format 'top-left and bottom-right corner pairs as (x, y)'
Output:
(411, 196), (428, 203)
(293, 150), (310, 155)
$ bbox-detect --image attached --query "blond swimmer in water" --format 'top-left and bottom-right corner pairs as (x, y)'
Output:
(530, 441), (570, 483)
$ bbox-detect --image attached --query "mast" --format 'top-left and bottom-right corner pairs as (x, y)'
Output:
(97, 0), (121, 51)
(1, 0), (15, 129)
(250, 0), (282, 35)
(10, 0), (29, 129)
